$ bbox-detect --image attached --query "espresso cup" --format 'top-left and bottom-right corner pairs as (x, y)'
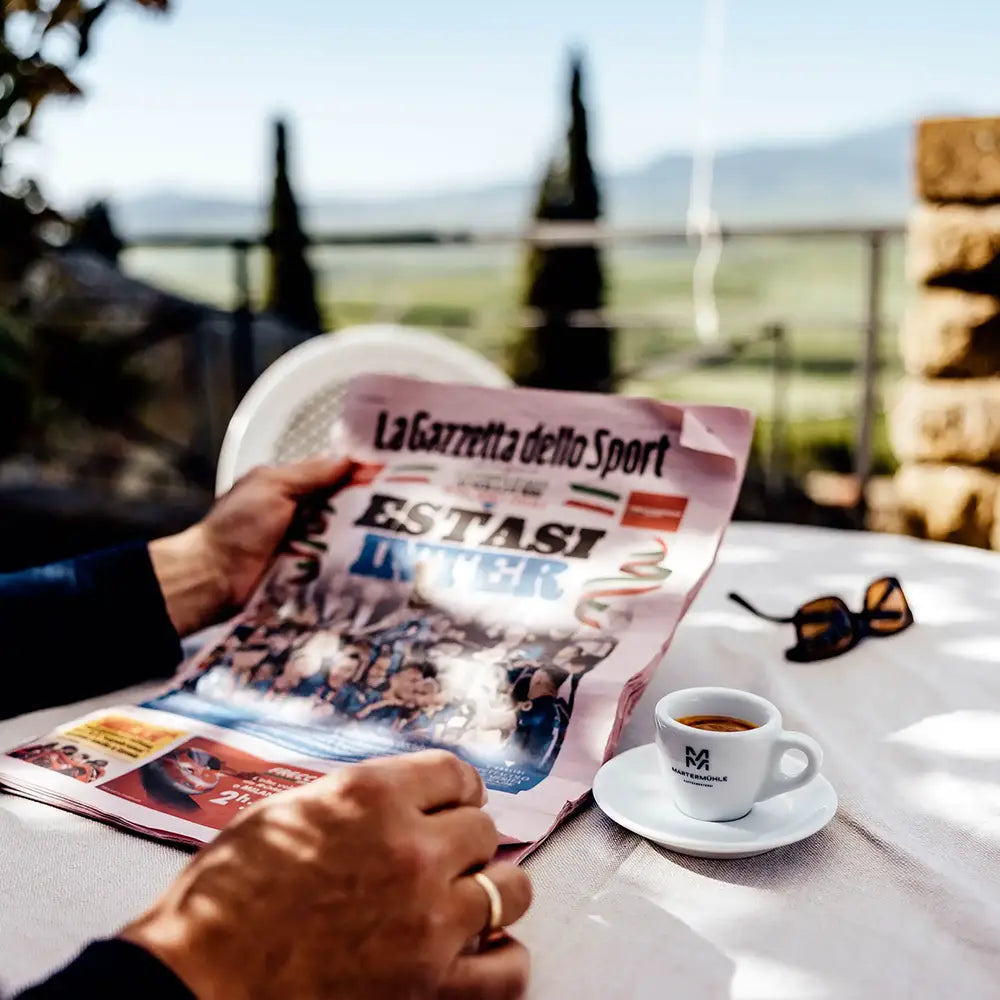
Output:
(653, 686), (823, 822)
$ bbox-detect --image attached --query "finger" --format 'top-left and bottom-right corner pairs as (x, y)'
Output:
(428, 806), (499, 876)
(273, 457), (356, 496)
(452, 862), (533, 936)
(440, 935), (530, 1000)
(378, 750), (486, 812)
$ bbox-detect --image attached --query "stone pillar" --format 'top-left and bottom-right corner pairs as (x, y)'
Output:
(891, 117), (1000, 548)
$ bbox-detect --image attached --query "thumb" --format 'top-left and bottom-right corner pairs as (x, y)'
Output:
(274, 457), (357, 496)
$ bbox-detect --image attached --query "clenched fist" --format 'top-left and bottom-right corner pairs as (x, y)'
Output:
(122, 751), (532, 1000)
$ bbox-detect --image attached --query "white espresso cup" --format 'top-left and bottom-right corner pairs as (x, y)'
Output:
(654, 686), (823, 822)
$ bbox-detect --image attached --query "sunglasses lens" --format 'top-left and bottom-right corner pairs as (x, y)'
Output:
(865, 578), (913, 634)
(792, 598), (856, 660)
(797, 597), (849, 639)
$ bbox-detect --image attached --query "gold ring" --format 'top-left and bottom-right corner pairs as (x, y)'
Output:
(472, 871), (504, 934)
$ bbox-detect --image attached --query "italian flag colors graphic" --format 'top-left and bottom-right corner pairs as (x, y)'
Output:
(563, 483), (621, 517)
(382, 463), (438, 485)
(564, 483), (689, 534)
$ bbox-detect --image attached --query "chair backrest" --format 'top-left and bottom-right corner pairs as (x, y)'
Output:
(215, 324), (512, 495)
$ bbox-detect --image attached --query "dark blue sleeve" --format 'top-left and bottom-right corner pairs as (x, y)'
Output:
(0, 542), (183, 721)
(12, 939), (193, 999)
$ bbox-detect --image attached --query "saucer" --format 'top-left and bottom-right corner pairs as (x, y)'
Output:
(593, 743), (837, 859)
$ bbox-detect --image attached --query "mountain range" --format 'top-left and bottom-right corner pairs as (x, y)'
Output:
(113, 122), (915, 237)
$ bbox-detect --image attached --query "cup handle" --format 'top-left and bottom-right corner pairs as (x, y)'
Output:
(757, 731), (823, 802)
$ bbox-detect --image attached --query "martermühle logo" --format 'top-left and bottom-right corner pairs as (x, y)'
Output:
(685, 746), (710, 771)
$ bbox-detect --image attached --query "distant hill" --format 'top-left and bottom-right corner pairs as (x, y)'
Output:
(114, 122), (913, 237)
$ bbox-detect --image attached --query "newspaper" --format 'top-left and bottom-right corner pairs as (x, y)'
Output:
(0, 374), (752, 851)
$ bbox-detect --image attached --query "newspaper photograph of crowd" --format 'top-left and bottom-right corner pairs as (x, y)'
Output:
(176, 561), (625, 779)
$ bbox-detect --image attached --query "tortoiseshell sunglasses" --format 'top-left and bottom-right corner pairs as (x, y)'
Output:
(728, 576), (913, 662)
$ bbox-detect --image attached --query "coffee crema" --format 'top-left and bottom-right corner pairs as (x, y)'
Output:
(676, 714), (758, 733)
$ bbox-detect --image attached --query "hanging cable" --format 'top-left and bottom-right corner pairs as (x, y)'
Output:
(686, 0), (727, 343)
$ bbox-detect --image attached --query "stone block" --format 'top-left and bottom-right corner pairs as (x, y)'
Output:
(907, 203), (1000, 292)
(864, 476), (907, 536)
(901, 288), (1000, 377)
(990, 494), (1000, 551)
(916, 117), (1000, 204)
(890, 376), (1000, 465)
(895, 463), (998, 547)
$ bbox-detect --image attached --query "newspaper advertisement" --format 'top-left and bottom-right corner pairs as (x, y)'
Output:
(0, 374), (752, 848)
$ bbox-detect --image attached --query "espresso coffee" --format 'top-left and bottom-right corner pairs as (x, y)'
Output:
(676, 714), (758, 733)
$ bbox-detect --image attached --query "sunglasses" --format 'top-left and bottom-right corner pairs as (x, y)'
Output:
(728, 576), (913, 662)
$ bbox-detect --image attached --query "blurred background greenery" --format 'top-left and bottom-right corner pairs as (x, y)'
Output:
(123, 232), (905, 479)
(0, 0), (920, 568)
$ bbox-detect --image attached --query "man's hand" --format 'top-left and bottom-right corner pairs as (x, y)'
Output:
(149, 458), (355, 637)
(121, 751), (532, 1000)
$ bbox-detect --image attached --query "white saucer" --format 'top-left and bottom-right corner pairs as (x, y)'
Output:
(593, 743), (838, 859)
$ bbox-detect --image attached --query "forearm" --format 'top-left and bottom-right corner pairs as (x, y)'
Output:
(148, 525), (232, 638)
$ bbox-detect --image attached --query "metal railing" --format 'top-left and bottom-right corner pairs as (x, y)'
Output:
(128, 221), (905, 514)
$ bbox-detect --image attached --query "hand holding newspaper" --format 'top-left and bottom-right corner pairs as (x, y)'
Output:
(0, 375), (752, 853)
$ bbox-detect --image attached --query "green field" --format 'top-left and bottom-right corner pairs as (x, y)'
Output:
(122, 233), (908, 477)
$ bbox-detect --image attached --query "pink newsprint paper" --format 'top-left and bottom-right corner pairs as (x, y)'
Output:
(0, 375), (752, 851)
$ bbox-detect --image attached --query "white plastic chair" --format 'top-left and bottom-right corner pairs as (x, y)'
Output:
(215, 324), (512, 495)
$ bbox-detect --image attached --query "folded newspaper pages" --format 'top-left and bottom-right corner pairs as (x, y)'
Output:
(0, 374), (752, 851)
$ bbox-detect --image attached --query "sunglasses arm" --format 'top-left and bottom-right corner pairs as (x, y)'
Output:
(727, 592), (796, 624)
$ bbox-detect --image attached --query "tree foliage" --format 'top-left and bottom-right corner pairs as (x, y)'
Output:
(0, 0), (168, 461)
(0, 0), (168, 289)
(264, 118), (322, 334)
(510, 52), (615, 393)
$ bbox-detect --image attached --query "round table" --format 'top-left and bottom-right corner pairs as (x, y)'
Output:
(3, 523), (1000, 998)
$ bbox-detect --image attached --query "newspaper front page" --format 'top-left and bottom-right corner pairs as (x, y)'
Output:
(0, 375), (752, 849)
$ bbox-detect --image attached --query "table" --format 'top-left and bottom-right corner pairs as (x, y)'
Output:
(3, 523), (1000, 998)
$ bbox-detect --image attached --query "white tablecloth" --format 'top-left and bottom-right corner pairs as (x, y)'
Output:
(3, 523), (1000, 998)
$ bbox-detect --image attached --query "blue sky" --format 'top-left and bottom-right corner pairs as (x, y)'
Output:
(12, 0), (1000, 206)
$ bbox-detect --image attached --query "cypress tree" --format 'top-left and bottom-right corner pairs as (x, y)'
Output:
(264, 119), (323, 334)
(510, 52), (614, 392)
